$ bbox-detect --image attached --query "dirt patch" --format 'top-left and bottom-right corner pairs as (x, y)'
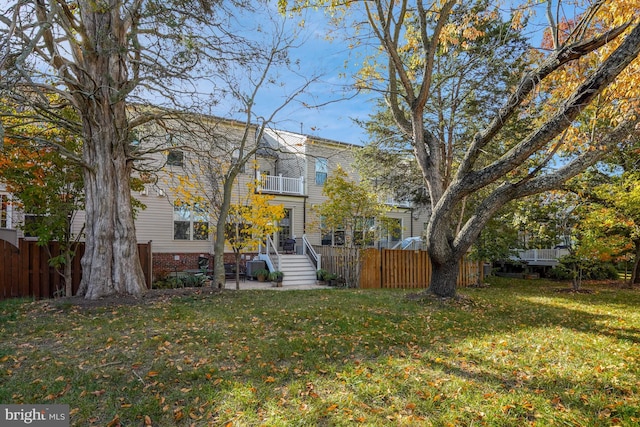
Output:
(53, 286), (224, 310)
(405, 291), (477, 309)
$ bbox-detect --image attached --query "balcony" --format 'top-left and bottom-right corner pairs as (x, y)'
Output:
(257, 174), (304, 195)
(513, 248), (570, 266)
(384, 196), (412, 208)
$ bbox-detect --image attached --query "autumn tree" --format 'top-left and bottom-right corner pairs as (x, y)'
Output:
(0, 0), (282, 298)
(0, 101), (84, 296)
(282, 0), (640, 297)
(226, 177), (285, 289)
(313, 166), (395, 285)
(568, 168), (640, 285)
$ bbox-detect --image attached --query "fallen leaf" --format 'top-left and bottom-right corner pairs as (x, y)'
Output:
(106, 415), (121, 427)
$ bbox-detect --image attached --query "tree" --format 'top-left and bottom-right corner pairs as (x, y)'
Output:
(226, 176), (285, 289)
(569, 170), (640, 286)
(282, 0), (640, 297)
(0, 0), (277, 298)
(313, 166), (395, 285)
(0, 101), (84, 296)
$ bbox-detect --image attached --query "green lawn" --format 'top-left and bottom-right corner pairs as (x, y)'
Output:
(1, 278), (639, 426)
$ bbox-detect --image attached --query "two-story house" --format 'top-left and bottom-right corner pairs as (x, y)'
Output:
(2, 115), (429, 285)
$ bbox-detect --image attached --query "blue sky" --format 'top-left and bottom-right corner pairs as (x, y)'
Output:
(210, 1), (556, 147)
(220, 8), (376, 146)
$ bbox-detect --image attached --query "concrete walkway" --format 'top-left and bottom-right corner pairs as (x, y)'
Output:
(222, 279), (331, 291)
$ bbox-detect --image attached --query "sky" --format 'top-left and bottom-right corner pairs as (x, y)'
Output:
(210, 7), (377, 146)
(231, 1), (554, 147)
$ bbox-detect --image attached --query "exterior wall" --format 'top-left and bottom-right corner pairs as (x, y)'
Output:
(303, 138), (358, 245)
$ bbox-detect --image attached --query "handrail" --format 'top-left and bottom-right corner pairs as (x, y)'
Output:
(302, 234), (321, 271)
(265, 235), (281, 271)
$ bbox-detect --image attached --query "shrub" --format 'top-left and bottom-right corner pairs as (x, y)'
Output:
(316, 269), (329, 281)
(269, 271), (284, 282)
(253, 268), (270, 280)
(551, 255), (620, 280)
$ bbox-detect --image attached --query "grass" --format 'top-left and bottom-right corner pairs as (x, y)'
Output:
(1, 277), (639, 426)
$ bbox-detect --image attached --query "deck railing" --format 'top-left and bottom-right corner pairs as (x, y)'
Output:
(516, 248), (570, 262)
(302, 234), (321, 271)
(257, 173), (304, 195)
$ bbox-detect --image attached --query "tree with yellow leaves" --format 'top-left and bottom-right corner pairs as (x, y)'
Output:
(226, 177), (285, 289)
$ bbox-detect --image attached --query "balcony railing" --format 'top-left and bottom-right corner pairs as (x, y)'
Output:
(257, 173), (304, 195)
(384, 196), (412, 208)
(511, 248), (570, 266)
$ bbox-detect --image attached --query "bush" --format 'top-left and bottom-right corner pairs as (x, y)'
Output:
(269, 271), (284, 282)
(153, 274), (206, 289)
(316, 269), (329, 281)
(548, 264), (572, 280)
(550, 255), (620, 280)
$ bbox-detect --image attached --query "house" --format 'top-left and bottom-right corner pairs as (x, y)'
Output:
(129, 117), (430, 284)
(1, 115), (430, 285)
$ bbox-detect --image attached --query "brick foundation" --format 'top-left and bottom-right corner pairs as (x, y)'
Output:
(152, 252), (257, 281)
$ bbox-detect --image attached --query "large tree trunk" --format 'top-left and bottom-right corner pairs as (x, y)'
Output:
(428, 258), (460, 298)
(425, 223), (460, 297)
(212, 178), (235, 289)
(75, 3), (146, 299)
(77, 106), (146, 299)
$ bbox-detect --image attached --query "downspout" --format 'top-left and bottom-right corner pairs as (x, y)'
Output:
(410, 207), (414, 237)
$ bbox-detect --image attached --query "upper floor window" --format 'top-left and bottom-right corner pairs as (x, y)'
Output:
(174, 202), (209, 240)
(315, 158), (328, 185)
(231, 149), (246, 173)
(1, 194), (11, 228)
(167, 150), (184, 167)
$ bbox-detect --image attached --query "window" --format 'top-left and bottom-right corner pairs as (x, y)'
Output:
(22, 214), (41, 238)
(315, 158), (328, 185)
(167, 150), (184, 167)
(320, 216), (345, 246)
(353, 217), (375, 247)
(1, 194), (11, 228)
(231, 150), (246, 173)
(381, 218), (402, 247)
(174, 202), (209, 240)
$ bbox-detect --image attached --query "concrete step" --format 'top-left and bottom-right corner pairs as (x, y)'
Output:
(277, 255), (317, 286)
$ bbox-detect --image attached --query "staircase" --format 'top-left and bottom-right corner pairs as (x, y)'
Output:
(279, 255), (317, 286)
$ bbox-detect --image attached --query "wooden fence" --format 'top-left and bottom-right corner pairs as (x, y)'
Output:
(315, 246), (481, 289)
(0, 239), (152, 300)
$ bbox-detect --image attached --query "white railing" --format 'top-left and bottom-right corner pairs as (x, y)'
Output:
(259, 235), (280, 272)
(391, 237), (425, 250)
(517, 248), (570, 262)
(302, 234), (321, 271)
(257, 173), (304, 195)
(384, 196), (412, 208)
